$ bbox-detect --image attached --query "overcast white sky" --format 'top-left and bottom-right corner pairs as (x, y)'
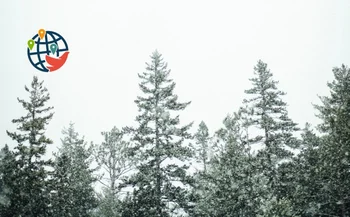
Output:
(1, 0), (350, 155)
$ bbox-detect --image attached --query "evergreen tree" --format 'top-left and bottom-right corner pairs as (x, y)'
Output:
(122, 51), (193, 216)
(51, 123), (98, 217)
(286, 123), (324, 216)
(93, 189), (123, 217)
(197, 112), (263, 216)
(193, 121), (210, 173)
(50, 153), (74, 216)
(0, 145), (16, 216)
(313, 64), (350, 216)
(241, 60), (299, 215)
(6, 76), (54, 216)
(190, 121), (211, 216)
(92, 126), (133, 217)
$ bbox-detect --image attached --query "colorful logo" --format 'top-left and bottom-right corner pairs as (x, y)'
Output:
(27, 29), (69, 72)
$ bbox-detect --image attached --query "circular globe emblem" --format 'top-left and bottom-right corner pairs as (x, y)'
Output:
(27, 29), (69, 72)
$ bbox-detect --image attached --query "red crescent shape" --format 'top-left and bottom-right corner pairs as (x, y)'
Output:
(45, 51), (69, 72)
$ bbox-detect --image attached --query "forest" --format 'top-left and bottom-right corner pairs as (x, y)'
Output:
(0, 50), (349, 217)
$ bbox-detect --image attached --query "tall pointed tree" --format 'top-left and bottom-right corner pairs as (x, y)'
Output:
(197, 112), (263, 216)
(190, 121), (211, 216)
(6, 76), (54, 216)
(313, 64), (350, 216)
(241, 60), (299, 214)
(51, 123), (98, 217)
(284, 123), (324, 216)
(193, 121), (210, 173)
(123, 51), (193, 216)
(50, 153), (74, 216)
(0, 145), (16, 216)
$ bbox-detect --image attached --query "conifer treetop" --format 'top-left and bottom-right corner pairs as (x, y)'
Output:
(315, 64), (350, 134)
(242, 60), (299, 148)
(7, 76), (54, 152)
(244, 60), (287, 110)
(136, 50), (191, 112)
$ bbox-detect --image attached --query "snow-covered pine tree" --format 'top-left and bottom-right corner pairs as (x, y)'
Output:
(199, 112), (263, 216)
(6, 76), (54, 216)
(51, 123), (98, 216)
(193, 121), (210, 173)
(50, 153), (74, 216)
(189, 121), (211, 217)
(313, 64), (350, 216)
(0, 145), (16, 216)
(92, 126), (133, 217)
(241, 60), (299, 215)
(122, 51), (193, 217)
(285, 123), (324, 216)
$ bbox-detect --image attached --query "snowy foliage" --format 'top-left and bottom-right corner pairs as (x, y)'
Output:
(50, 123), (98, 216)
(91, 126), (134, 216)
(121, 51), (194, 217)
(3, 59), (350, 216)
(3, 76), (54, 216)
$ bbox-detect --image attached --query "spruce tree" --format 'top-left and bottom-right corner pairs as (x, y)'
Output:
(0, 145), (16, 216)
(50, 153), (74, 216)
(51, 123), (98, 217)
(313, 64), (350, 216)
(199, 112), (263, 216)
(6, 76), (54, 216)
(190, 121), (212, 216)
(286, 123), (324, 216)
(241, 60), (299, 215)
(122, 51), (193, 217)
(193, 121), (210, 173)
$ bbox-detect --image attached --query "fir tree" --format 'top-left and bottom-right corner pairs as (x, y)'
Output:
(193, 121), (210, 173)
(287, 123), (324, 216)
(190, 121), (211, 216)
(0, 145), (16, 216)
(241, 60), (299, 215)
(93, 189), (123, 217)
(313, 64), (350, 216)
(51, 123), (98, 217)
(6, 76), (54, 216)
(199, 112), (263, 216)
(122, 51), (193, 216)
(50, 153), (74, 216)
